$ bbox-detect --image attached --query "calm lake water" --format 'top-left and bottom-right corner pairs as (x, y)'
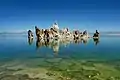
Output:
(0, 34), (120, 80)
(0, 34), (120, 61)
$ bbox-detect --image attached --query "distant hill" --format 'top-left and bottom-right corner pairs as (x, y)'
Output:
(100, 31), (120, 34)
(0, 31), (27, 34)
(0, 31), (120, 35)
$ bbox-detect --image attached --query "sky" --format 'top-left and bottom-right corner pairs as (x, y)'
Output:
(0, 0), (120, 32)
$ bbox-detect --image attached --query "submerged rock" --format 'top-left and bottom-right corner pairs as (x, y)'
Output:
(0, 75), (19, 80)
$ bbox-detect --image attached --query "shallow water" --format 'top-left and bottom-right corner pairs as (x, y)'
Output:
(0, 34), (120, 80)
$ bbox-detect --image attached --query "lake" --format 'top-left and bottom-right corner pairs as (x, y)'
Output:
(0, 34), (120, 80)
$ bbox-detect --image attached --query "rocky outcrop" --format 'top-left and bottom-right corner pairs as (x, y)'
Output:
(93, 30), (99, 38)
(35, 23), (60, 40)
(33, 22), (92, 40)
(73, 30), (80, 39)
(28, 30), (33, 38)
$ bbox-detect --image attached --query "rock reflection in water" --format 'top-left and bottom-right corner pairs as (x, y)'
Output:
(36, 38), (60, 55)
(93, 38), (99, 45)
(82, 38), (88, 44)
(28, 37), (33, 45)
(36, 38), (45, 49)
(44, 39), (50, 47)
(73, 38), (82, 44)
(35, 38), (96, 54)
(52, 39), (59, 55)
(27, 37), (101, 55)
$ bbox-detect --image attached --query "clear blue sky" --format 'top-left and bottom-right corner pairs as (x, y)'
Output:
(0, 0), (120, 32)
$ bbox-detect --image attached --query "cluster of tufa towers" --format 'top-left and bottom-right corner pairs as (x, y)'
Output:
(28, 22), (100, 40)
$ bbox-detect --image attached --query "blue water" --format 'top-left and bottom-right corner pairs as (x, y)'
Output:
(0, 34), (120, 61)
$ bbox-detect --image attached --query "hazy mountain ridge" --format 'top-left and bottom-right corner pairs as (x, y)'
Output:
(100, 31), (120, 34)
(0, 31), (27, 34)
(0, 31), (120, 35)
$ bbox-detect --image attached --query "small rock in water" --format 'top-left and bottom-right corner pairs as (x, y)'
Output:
(46, 72), (54, 76)
(66, 77), (71, 80)
(66, 69), (70, 72)
(88, 75), (91, 78)
(96, 73), (100, 76)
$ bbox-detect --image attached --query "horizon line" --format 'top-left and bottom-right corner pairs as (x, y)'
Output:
(1, 31), (120, 34)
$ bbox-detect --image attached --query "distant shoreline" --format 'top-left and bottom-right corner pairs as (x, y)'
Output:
(102, 34), (120, 35)
(0, 32), (120, 36)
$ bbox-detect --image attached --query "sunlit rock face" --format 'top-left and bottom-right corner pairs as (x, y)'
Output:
(34, 22), (93, 40)
(73, 30), (80, 39)
(53, 22), (59, 30)
(60, 28), (72, 38)
(49, 31), (53, 39)
(50, 22), (60, 38)
(44, 29), (49, 38)
(80, 30), (90, 40)
(35, 26), (43, 40)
